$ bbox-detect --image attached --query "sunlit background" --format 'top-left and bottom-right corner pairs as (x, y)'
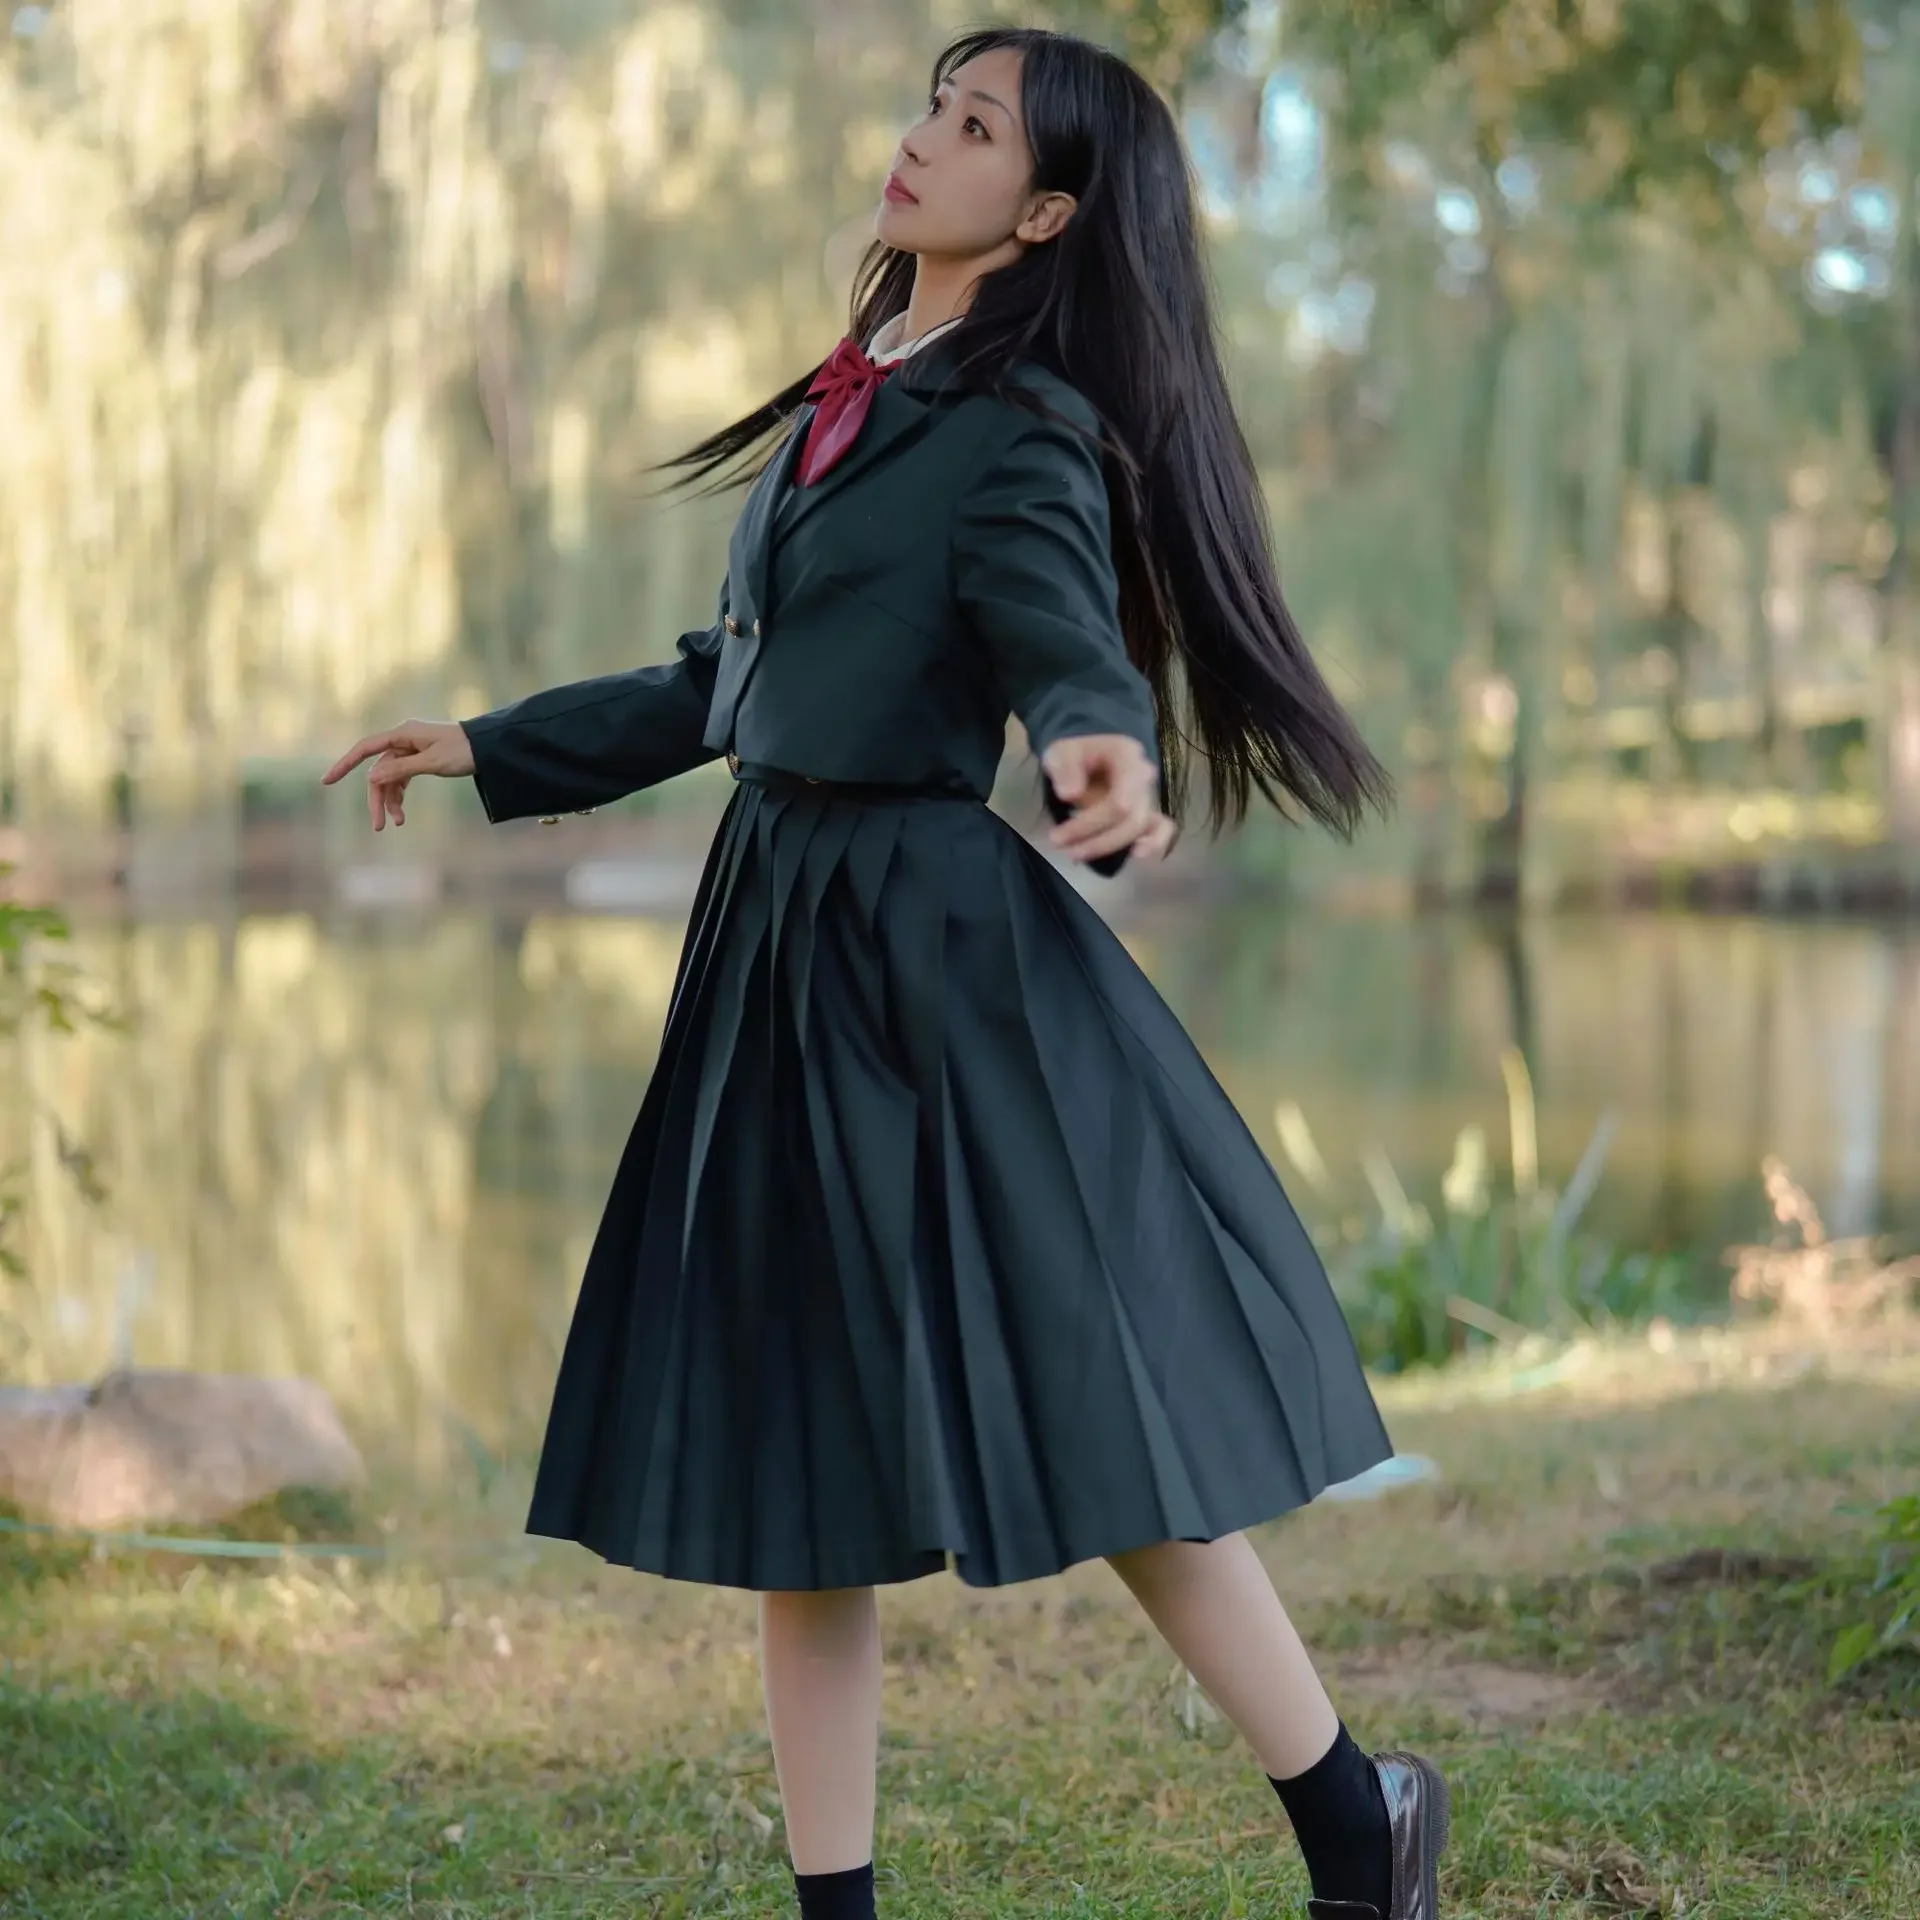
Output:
(2, 0), (1917, 1475)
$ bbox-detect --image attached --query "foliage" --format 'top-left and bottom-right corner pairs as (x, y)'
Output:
(0, 897), (84, 1034)
(1830, 1491), (1920, 1684)
(1285, 0), (1861, 210)
(2, 893), (73, 1282)
(0, 884), (112, 1333)
(1022, 0), (1248, 84)
(1276, 1048), (1694, 1372)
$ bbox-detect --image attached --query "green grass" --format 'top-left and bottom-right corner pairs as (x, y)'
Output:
(4, 1320), (1918, 1917)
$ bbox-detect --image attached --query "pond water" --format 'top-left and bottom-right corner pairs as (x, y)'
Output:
(8, 902), (1916, 1474)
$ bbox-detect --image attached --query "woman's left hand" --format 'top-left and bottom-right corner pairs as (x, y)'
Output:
(1042, 735), (1179, 865)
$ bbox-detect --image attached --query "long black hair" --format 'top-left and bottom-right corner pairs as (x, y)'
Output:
(658, 27), (1391, 839)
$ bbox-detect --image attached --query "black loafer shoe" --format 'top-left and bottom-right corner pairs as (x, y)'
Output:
(1306, 1750), (1450, 1920)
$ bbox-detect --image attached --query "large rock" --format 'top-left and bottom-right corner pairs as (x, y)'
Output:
(0, 1368), (365, 1531)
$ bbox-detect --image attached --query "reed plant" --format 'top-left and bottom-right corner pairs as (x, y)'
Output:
(1274, 1048), (1696, 1373)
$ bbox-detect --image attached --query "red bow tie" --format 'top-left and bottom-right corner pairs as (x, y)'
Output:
(796, 334), (898, 487)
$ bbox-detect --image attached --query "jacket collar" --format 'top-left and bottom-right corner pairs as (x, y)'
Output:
(770, 333), (969, 538)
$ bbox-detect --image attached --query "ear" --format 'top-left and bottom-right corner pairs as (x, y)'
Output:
(1016, 190), (1077, 246)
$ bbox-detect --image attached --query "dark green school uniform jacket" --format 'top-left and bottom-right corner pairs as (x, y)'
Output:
(457, 347), (1162, 824)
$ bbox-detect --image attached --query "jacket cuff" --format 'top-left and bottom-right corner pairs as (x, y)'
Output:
(1018, 687), (1160, 770)
(459, 717), (508, 825)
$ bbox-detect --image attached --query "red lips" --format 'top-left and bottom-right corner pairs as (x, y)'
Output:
(884, 171), (919, 205)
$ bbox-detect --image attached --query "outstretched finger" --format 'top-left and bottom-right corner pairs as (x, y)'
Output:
(1070, 811), (1153, 863)
(1050, 795), (1127, 849)
(321, 732), (395, 786)
(1134, 815), (1179, 863)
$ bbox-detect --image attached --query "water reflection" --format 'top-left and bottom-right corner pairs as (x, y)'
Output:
(1146, 908), (1920, 1253)
(7, 907), (1916, 1470)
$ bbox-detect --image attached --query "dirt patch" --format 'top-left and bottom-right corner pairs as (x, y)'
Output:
(1335, 1652), (1598, 1729)
(1644, 1546), (1817, 1588)
(1530, 1840), (1667, 1917)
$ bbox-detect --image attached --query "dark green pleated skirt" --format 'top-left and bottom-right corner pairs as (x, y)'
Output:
(524, 769), (1393, 1590)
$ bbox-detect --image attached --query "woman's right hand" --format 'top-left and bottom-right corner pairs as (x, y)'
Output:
(320, 719), (476, 831)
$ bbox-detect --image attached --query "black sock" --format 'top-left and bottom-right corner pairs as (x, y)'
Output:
(794, 1860), (876, 1920)
(1268, 1723), (1392, 1915)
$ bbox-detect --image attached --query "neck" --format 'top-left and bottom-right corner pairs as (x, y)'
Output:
(901, 249), (1004, 343)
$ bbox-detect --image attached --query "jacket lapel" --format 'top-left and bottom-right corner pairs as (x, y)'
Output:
(729, 419), (809, 621)
(768, 368), (940, 537)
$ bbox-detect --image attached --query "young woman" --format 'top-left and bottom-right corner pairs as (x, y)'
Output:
(325, 27), (1447, 1920)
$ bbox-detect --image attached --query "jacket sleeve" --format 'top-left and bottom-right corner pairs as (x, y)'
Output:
(951, 393), (1160, 770)
(457, 587), (727, 824)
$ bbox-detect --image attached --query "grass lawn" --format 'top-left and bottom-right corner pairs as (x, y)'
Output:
(3, 1319), (1918, 1918)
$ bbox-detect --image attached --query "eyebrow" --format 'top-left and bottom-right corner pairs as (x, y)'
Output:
(940, 79), (1016, 126)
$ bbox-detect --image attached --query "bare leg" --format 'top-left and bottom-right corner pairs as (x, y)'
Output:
(1107, 1532), (1337, 1777)
(758, 1587), (883, 1876)
(1108, 1534), (1400, 1914)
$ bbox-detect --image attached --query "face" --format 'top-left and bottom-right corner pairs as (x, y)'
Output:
(875, 47), (1076, 263)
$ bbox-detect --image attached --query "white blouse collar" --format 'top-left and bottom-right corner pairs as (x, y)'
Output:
(866, 312), (964, 367)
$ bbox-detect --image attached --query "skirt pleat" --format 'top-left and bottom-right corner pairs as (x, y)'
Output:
(525, 781), (1392, 1590)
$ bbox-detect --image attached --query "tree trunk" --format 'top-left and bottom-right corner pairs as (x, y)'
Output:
(1879, 113), (1920, 877)
(1483, 299), (1560, 909)
(1655, 496), (1703, 786)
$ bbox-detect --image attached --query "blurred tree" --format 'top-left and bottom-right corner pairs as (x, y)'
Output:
(0, 0), (1903, 908)
(0, 0), (1251, 838)
(1856, 7), (1920, 866)
(1258, 0), (1867, 901)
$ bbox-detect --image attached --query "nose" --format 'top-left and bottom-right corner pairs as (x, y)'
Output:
(898, 128), (924, 167)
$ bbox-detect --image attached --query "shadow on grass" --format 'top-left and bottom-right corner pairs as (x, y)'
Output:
(3, 1680), (342, 1916)
(0, 1678), (789, 1919)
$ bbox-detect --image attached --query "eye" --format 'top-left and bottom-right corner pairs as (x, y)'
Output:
(963, 115), (988, 138)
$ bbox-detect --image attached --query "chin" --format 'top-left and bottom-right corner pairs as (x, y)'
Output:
(874, 200), (925, 251)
